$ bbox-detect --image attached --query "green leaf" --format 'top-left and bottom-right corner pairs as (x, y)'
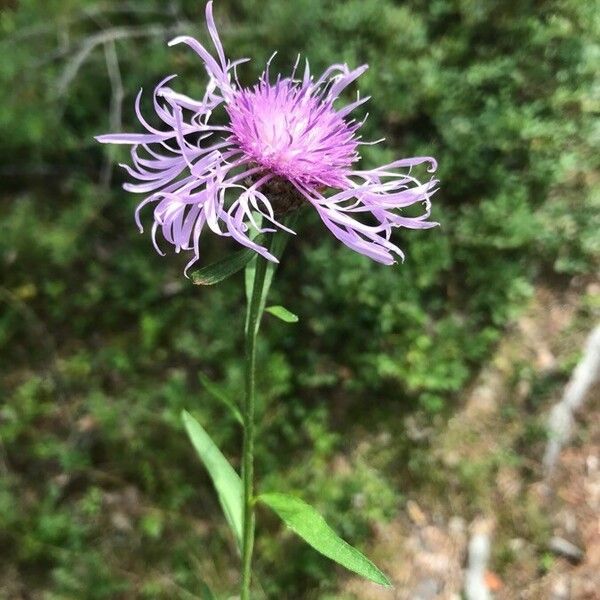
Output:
(244, 255), (257, 308)
(265, 305), (299, 323)
(258, 493), (391, 587)
(245, 253), (278, 336)
(191, 247), (258, 285)
(245, 212), (300, 335)
(189, 556), (219, 600)
(176, 580), (215, 600)
(198, 580), (217, 600)
(181, 411), (242, 549)
(244, 244), (280, 324)
(198, 373), (243, 425)
(244, 212), (265, 308)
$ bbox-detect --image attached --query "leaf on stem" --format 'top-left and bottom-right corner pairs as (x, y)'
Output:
(191, 247), (258, 285)
(244, 214), (299, 335)
(258, 493), (392, 587)
(181, 410), (243, 549)
(265, 305), (299, 323)
(198, 373), (243, 425)
(198, 580), (217, 600)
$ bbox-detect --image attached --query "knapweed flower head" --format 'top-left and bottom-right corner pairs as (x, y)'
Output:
(97, 1), (438, 272)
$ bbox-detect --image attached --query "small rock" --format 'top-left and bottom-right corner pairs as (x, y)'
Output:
(586, 454), (598, 475)
(549, 574), (570, 600)
(110, 511), (132, 532)
(536, 347), (557, 371)
(413, 577), (441, 599)
(557, 509), (578, 535)
(549, 536), (584, 563)
(508, 537), (525, 553)
(448, 516), (466, 537)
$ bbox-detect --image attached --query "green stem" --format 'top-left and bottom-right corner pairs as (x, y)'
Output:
(240, 252), (268, 600)
(240, 214), (298, 599)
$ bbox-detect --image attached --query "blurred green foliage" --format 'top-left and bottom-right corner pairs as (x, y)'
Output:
(0, 0), (598, 598)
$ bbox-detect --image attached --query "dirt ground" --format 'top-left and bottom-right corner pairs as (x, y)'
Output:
(343, 281), (599, 600)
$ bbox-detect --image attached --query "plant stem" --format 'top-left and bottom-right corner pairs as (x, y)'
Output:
(240, 253), (268, 600)
(240, 214), (298, 599)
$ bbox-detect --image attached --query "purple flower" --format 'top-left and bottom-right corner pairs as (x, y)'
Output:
(96, 1), (438, 273)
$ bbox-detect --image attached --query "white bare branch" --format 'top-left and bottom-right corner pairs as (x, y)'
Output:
(100, 39), (124, 187)
(543, 324), (600, 475)
(55, 23), (189, 97)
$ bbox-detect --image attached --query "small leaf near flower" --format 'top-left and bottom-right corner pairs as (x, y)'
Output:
(265, 305), (299, 323)
(181, 411), (243, 549)
(258, 493), (391, 587)
(191, 247), (258, 285)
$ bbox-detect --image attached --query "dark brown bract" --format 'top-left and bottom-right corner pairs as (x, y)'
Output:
(256, 175), (306, 215)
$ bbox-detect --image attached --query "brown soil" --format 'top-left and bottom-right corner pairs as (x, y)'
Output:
(342, 281), (600, 599)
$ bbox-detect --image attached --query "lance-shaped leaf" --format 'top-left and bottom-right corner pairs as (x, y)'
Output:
(191, 246), (258, 285)
(182, 410), (242, 549)
(198, 373), (243, 425)
(265, 305), (299, 323)
(198, 581), (216, 600)
(258, 493), (391, 587)
(188, 556), (218, 600)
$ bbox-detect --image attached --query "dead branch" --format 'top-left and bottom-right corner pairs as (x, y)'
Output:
(543, 324), (600, 475)
(55, 23), (188, 97)
(100, 39), (124, 187)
